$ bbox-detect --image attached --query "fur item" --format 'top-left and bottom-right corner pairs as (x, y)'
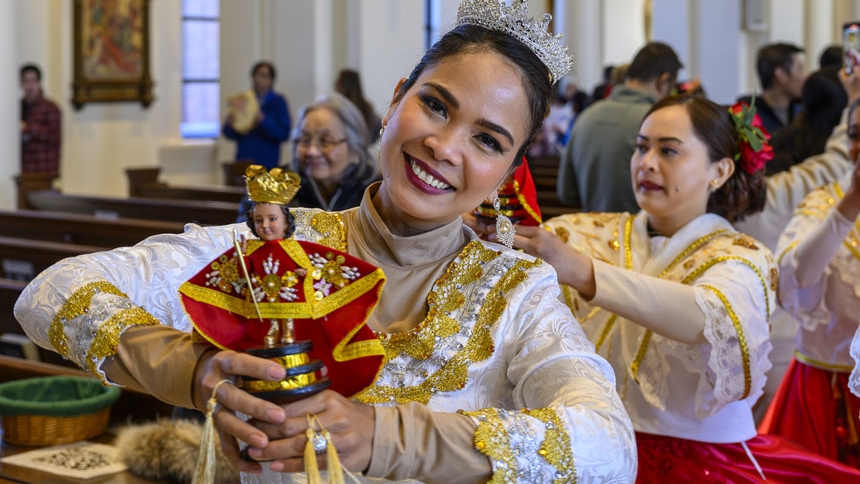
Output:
(113, 419), (239, 484)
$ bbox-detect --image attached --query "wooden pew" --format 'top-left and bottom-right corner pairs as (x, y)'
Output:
(126, 168), (246, 204)
(14, 172), (59, 210)
(0, 277), (27, 336)
(0, 210), (185, 248)
(0, 236), (105, 280)
(26, 190), (240, 226)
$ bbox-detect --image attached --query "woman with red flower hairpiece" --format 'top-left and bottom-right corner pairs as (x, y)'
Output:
(500, 94), (860, 482)
(763, 97), (860, 468)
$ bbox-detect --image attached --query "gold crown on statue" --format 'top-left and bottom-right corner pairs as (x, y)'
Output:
(457, 0), (572, 82)
(245, 165), (301, 205)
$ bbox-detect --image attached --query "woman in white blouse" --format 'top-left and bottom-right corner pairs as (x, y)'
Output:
(770, 98), (860, 467)
(508, 95), (860, 482)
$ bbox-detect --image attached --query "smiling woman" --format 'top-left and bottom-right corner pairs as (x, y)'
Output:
(13, 1), (637, 483)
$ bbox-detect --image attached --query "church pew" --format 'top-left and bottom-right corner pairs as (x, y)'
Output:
(0, 236), (105, 280)
(126, 168), (246, 204)
(0, 210), (185, 248)
(25, 190), (240, 226)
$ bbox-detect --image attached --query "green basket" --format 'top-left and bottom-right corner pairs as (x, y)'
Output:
(0, 376), (121, 446)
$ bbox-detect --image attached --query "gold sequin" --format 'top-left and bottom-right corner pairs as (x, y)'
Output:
(524, 408), (577, 484)
(86, 307), (159, 384)
(356, 242), (540, 404)
(769, 267), (778, 292)
(608, 239), (620, 251)
(50, 281), (127, 359)
(554, 227), (570, 243)
(309, 212), (347, 251)
(461, 408), (517, 483)
(732, 236), (760, 250)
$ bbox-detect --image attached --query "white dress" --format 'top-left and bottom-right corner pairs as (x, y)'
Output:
(544, 211), (774, 443)
(14, 198), (637, 483)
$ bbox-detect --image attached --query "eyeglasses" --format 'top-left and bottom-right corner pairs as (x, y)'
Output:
(295, 136), (348, 152)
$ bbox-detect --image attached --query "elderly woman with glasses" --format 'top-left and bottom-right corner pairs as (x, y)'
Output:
(237, 94), (380, 222)
(291, 93), (380, 211)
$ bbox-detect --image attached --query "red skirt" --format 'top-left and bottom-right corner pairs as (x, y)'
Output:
(636, 431), (860, 483)
(759, 358), (860, 467)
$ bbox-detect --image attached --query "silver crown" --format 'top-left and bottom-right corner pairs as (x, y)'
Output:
(457, 0), (572, 83)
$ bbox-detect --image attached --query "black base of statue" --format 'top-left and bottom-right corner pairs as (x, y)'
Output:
(243, 340), (331, 405)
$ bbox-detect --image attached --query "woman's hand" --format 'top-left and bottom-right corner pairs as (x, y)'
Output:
(244, 390), (375, 474)
(194, 349), (288, 474)
(490, 224), (596, 299)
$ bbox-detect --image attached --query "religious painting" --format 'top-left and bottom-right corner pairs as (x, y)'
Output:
(72, 0), (154, 109)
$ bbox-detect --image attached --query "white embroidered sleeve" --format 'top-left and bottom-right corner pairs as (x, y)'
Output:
(465, 262), (637, 483)
(689, 260), (773, 417)
(777, 203), (854, 331)
(13, 223), (246, 382)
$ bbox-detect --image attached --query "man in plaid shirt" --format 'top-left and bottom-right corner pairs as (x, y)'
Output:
(20, 64), (61, 177)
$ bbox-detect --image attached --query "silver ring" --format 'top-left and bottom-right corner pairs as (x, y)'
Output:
(312, 432), (327, 454)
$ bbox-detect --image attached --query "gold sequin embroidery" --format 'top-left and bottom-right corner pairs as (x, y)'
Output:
(461, 408), (517, 483)
(86, 307), (159, 384)
(309, 212), (347, 251)
(50, 281), (127, 359)
(356, 242), (540, 404)
(523, 407), (577, 484)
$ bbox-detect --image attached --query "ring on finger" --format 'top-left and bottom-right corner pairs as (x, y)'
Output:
(312, 431), (327, 454)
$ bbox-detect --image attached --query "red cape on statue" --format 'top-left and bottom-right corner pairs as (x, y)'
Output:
(179, 238), (386, 398)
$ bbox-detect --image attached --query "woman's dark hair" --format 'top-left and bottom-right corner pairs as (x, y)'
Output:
(642, 95), (766, 223)
(245, 203), (296, 239)
(335, 69), (379, 138)
(393, 23), (554, 168)
(251, 61), (277, 81)
(768, 66), (847, 175)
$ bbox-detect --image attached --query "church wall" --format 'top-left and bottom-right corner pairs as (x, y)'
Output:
(7, 0), (860, 209)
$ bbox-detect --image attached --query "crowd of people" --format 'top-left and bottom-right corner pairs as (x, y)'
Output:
(14, 0), (860, 482)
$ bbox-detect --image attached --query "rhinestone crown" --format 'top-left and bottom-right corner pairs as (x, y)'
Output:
(457, 0), (572, 83)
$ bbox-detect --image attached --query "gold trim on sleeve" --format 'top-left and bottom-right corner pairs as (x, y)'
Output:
(523, 407), (577, 484)
(700, 284), (752, 399)
(461, 408), (517, 484)
(49, 281), (128, 359)
(85, 307), (159, 384)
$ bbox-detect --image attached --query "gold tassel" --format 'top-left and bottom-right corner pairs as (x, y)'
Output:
(304, 423), (323, 484)
(323, 428), (345, 484)
(193, 379), (233, 484)
(304, 413), (348, 484)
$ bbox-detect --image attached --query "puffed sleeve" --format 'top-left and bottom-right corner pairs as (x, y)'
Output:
(367, 261), (637, 483)
(686, 256), (774, 416)
(588, 254), (773, 418)
(487, 262), (637, 482)
(777, 193), (854, 331)
(734, 113), (850, 251)
(13, 223), (249, 406)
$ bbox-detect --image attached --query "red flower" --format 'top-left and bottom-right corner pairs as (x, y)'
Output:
(738, 139), (774, 174)
(729, 100), (773, 175)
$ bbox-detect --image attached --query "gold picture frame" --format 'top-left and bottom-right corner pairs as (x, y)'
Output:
(71, 0), (154, 109)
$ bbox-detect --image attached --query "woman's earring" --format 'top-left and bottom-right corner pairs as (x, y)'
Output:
(494, 196), (515, 249)
(710, 179), (720, 189)
(379, 125), (385, 138)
